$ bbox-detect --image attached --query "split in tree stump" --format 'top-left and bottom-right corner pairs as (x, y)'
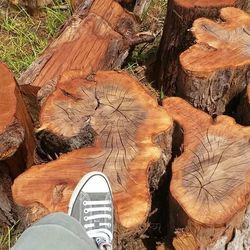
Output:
(0, 63), (35, 178)
(178, 7), (250, 115)
(12, 70), (173, 244)
(163, 97), (250, 249)
(155, 0), (247, 95)
(237, 84), (250, 125)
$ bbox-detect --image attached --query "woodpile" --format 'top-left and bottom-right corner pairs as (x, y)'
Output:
(0, 0), (250, 249)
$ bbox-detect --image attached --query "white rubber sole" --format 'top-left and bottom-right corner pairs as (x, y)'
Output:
(68, 171), (112, 215)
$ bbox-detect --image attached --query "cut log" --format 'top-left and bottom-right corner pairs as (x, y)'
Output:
(0, 63), (35, 178)
(155, 0), (248, 95)
(18, 0), (145, 94)
(12, 70), (173, 245)
(178, 7), (250, 115)
(237, 84), (250, 125)
(163, 97), (250, 249)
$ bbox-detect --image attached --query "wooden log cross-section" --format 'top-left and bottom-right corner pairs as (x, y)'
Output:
(163, 97), (250, 249)
(155, 0), (248, 95)
(178, 7), (250, 116)
(12, 71), (173, 242)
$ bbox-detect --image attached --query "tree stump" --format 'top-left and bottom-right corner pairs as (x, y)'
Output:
(12, 70), (173, 245)
(0, 63), (35, 178)
(237, 84), (250, 125)
(178, 7), (250, 116)
(163, 97), (250, 249)
(155, 0), (247, 95)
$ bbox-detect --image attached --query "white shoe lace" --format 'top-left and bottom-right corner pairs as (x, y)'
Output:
(83, 200), (112, 249)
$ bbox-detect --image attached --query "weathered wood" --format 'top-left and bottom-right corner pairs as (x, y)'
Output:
(12, 70), (173, 245)
(0, 163), (18, 227)
(155, 0), (247, 95)
(178, 7), (250, 115)
(18, 0), (140, 94)
(0, 63), (35, 178)
(163, 97), (250, 249)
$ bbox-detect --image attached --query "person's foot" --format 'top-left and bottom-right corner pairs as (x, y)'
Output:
(68, 171), (113, 250)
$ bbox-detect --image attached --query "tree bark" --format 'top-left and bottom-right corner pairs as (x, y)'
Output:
(0, 63), (35, 178)
(163, 97), (250, 249)
(12, 70), (173, 246)
(178, 7), (250, 116)
(155, 0), (248, 95)
(0, 162), (19, 227)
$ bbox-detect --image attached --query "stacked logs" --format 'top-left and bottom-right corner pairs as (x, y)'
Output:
(0, 0), (249, 249)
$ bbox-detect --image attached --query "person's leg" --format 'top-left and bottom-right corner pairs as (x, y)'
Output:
(68, 171), (113, 250)
(12, 212), (98, 250)
(12, 171), (114, 250)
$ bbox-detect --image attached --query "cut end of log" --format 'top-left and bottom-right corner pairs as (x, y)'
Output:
(0, 64), (17, 134)
(180, 7), (250, 74)
(163, 97), (250, 226)
(176, 0), (237, 8)
(0, 64), (25, 160)
(13, 70), (173, 230)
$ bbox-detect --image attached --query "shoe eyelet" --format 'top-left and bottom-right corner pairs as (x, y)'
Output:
(84, 209), (88, 213)
(83, 201), (87, 205)
(84, 216), (88, 221)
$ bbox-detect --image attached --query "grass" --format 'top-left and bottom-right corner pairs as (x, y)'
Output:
(0, 224), (19, 250)
(123, 0), (167, 72)
(0, 1), (71, 77)
(123, 0), (167, 101)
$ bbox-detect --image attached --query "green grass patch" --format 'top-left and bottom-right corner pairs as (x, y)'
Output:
(0, 224), (19, 250)
(123, 0), (167, 73)
(0, 2), (71, 77)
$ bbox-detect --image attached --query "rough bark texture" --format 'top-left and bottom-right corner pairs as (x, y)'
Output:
(18, 0), (139, 93)
(178, 7), (250, 116)
(0, 163), (19, 227)
(237, 84), (250, 125)
(0, 63), (35, 178)
(155, 0), (248, 95)
(163, 97), (250, 249)
(12, 70), (173, 246)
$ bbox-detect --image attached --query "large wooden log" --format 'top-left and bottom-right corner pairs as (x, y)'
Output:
(0, 63), (35, 177)
(163, 97), (250, 249)
(155, 0), (247, 95)
(0, 64), (35, 228)
(12, 70), (173, 246)
(18, 0), (150, 94)
(178, 7), (250, 115)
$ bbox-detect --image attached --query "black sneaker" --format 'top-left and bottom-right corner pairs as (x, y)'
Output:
(68, 172), (113, 250)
